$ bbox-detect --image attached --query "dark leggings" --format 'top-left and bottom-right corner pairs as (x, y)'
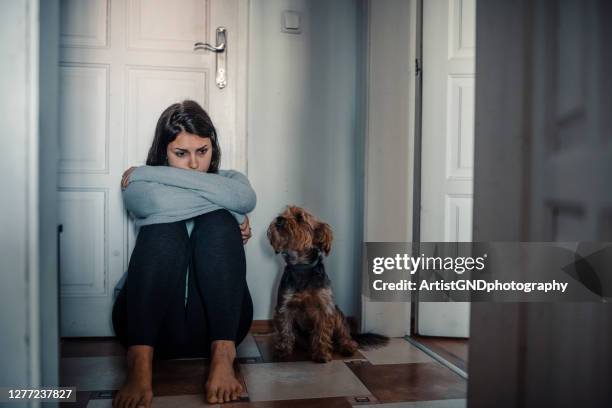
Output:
(112, 209), (253, 359)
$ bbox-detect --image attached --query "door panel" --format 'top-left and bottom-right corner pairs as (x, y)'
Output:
(470, 0), (612, 406)
(59, 0), (245, 336)
(419, 0), (475, 337)
(524, 1), (612, 402)
(127, 0), (209, 51)
(59, 63), (109, 173)
(125, 68), (209, 166)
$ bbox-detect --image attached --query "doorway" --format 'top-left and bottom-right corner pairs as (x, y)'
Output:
(408, 0), (476, 375)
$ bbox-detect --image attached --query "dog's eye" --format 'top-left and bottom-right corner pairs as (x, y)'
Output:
(296, 213), (304, 222)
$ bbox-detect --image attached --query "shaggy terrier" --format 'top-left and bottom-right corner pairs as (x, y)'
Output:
(267, 205), (388, 363)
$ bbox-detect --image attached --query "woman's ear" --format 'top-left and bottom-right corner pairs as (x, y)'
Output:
(314, 222), (333, 256)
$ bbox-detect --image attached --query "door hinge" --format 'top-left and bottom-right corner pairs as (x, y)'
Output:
(415, 58), (422, 77)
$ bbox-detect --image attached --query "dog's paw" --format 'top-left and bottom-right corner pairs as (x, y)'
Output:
(273, 344), (294, 359)
(311, 352), (333, 363)
(338, 340), (359, 356)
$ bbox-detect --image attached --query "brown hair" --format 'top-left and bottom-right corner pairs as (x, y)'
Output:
(146, 100), (221, 173)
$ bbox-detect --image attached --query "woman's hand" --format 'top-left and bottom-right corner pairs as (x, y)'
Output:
(121, 166), (136, 190)
(240, 215), (252, 245)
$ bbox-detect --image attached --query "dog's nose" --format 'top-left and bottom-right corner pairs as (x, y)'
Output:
(275, 217), (285, 228)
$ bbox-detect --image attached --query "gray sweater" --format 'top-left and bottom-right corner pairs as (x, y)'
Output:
(115, 165), (257, 299)
(123, 165), (257, 226)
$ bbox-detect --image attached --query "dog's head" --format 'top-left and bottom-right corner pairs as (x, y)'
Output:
(267, 206), (333, 260)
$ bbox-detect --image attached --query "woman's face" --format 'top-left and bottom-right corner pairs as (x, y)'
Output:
(167, 131), (213, 172)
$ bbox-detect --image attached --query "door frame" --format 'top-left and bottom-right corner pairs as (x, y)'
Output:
(230, 0), (250, 173)
(410, 0), (424, 336)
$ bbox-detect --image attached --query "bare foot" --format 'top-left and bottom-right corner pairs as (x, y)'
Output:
(205, 340), (243, 404)
(113, 345), (154, 408)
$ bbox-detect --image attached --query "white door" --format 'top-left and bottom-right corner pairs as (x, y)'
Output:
(418, 0), (475, 337)
(58, 0), (247, 336)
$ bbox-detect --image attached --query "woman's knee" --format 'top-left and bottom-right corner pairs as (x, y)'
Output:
(192, 209), (241, 241)
(134, 221), (189, 255)
(139, 220), (189, 241)
(194, 209), (237, 227)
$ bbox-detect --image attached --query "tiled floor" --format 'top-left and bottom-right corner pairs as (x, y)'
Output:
(60, 334), (467, 407)
(358, 339), (436, 365)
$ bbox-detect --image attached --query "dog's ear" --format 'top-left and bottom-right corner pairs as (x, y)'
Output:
(314, 222), (333, 256)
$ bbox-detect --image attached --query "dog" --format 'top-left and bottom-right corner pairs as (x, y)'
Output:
(267, 205), (389, 363)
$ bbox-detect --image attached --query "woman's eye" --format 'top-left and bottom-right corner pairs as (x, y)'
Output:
(175, 152), (184, 157)
(198, 149), (208, 155)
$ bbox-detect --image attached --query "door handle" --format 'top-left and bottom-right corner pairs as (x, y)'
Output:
(57, 224), (63, 276)
(194, 27), (227, 89)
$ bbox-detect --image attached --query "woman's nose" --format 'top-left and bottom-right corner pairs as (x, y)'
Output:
(188, 155), (198, 169)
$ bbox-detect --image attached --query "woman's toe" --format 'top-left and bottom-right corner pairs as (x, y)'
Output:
(206, 387), (218, 403)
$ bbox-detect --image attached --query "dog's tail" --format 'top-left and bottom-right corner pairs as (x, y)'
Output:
(351, 332), (390, 349)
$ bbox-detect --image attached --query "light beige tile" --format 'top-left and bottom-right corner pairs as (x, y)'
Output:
(87, 394), (220, 407)
(237, 333), (261, 359)
(241, 360), (371, 401)
(354, 399), (466, 408)
(61, 356), (125, 391)
(359, 338), (434, 365)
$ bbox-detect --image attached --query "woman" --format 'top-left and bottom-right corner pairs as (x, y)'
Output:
(112, 100), (256, 407)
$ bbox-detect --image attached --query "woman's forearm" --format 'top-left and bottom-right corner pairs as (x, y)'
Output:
(122, 181), (245, 224)
(128, 166), (256, 214)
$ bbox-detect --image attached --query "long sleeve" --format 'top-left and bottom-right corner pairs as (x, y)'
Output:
(122, 181), (246, 226)
(128, 166), (257, 214)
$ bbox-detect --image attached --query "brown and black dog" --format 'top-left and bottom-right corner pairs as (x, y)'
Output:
(267, 205), (388, 363)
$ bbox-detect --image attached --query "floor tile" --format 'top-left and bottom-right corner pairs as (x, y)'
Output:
(358, 338), (435, 365)
(86, 393), (220, 407)
(59, 391), (91, 408)
(224, 396), (354, 407)
(151, 358), (207, 396)
(355, 400), (466, 408)
(240, 360), (372, 402)
(346, 361), (466, 403)
(254, 334), (365, 363)
(152, 358), (248, 398)
(61, 356), (126, 391)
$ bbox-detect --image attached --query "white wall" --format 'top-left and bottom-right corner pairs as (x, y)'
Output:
(363, 0), (415, 242)
(246, 0), (365, 320)
(362, 0), (417, 336)
(0, 0), (62, 390)
(0, 0), (36, 388)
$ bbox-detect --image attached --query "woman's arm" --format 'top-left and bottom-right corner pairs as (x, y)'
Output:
(128, 166), (256, 214)
(122, 181), (246, 224)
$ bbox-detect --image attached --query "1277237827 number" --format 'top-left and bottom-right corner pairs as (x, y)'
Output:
(1, 387), (76, 402)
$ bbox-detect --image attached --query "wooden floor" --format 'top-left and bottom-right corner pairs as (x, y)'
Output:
(60, 334), (468, 407)
(409, 335), (469, 373)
